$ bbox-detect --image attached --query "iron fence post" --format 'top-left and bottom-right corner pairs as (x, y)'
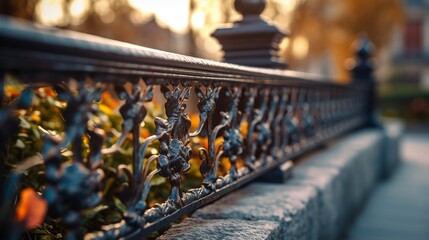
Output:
(351, 35), (379, 127)
(212, 0), (288, 69)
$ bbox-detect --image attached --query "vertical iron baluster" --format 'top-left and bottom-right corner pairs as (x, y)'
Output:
(42, 78), (105, 240)
(248, 88), (268, 168)
(272, 89), (287, 159)
(243, 87), (258, 167)
(260, 88), (278, 164)
(156, 84), (192, 208)
(302, 88), (315, 142)
(222, 87), (243, 181)
(194, 85), (224, 192)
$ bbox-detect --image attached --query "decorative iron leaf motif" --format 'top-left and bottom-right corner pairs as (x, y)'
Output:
(258, 88), (278, 164)
(0, 23), (374, 240)
(243, 87), (258, 166)
(300, 89), (315, 140)
(272, 88), (288, 159)
(115, 83), (157, 220)
(193, 86), (223, 191)
(283, 88), (299, 151)
(156, 85), (192, 207)
(221, 87), (243, 181)
(42, 79), (105, 240)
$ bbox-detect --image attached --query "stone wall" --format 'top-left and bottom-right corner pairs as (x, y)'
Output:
(159, 121), (404, 240)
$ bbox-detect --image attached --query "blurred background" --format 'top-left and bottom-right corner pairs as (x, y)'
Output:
(1, 0), (428, 123)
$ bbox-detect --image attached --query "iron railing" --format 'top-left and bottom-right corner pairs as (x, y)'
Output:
(0, 5), (373, 240)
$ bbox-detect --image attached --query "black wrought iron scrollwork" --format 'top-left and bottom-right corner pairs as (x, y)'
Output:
(115, 82), (158, 226)
(243, 87), (258, 166)
(284, 88), (300, 152)
(0, 14), (373, 239)
(220, 87), (243, 182)
(0, 74), (35, 239)
(42, 79), (105, 240)
(301, 89), (315, 140)
(156, 85), (192, 207)
(194, 86), (223, 191)
(272, 88), (288, 159)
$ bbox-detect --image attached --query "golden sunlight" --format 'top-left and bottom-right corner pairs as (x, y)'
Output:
(128, 0), (190, 34)
(36, 0), (190, 34)
(36, 0), (64, 26)
(69, 0), (90, 25)
(292, 35), (309, 60)
(69, 0), (89, 18)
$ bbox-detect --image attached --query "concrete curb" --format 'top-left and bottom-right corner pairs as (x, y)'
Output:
(159, 122), (403, 240)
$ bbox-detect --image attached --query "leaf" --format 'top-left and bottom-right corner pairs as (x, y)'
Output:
(15, 188), (48, 230)
(61, 150), (73, 157)
(19, 116), (31, 129)
(15, 139), (25, 149)
(14, 153), (44, 173)
(82, 205), (109, 219)
(102, 178), (116, 195)
(100, 211), (123, 224)
(150, 175), (166, 186)
(18, 133), (28, 138)
(31, 125), (41, 140)
(113, 197), (127, 214)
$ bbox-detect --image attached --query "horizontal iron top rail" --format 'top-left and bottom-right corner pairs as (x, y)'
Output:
(0, 16), (356, 88)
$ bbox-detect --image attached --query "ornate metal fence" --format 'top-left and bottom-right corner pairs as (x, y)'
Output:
(0, 4), (373, 239)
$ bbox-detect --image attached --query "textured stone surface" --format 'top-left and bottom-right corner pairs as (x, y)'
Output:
(285, 129), (385, 239)
(158, 124), (403, 240)
(158, 218), (281, 240)
(381, 120), (404, 178)
(192, 183), (319, 240)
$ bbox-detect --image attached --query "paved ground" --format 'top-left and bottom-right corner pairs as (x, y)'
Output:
(347, 131), (429, 240)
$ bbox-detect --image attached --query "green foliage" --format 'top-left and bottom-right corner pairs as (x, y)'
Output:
(379, 79), (429, 122)
(2, 80), (204, 239)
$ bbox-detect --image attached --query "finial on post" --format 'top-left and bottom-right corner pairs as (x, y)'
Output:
(351, 34), (374, 82)
(212, 0), (287, 69)
(350, 34), (379, 127)
(234, 0), (266, 21)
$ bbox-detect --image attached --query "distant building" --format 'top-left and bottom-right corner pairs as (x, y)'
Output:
(391, 0), (429, 89)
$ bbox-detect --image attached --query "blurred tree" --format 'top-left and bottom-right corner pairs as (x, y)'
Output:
(285, 0), (404, 82)
(0, 0), (195, 55)
(1, 0), (404, 81)
(0, 0), (37, 20)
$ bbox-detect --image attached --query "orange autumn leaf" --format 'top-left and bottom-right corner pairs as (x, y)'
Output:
(199, 137), (208, 150)
(101, 91), (119, 109)
(43, 87), (57, 97)
(15, 188), (48, 230)
(5, 85), (20, 99)
(189, 113), (200, 132)
(31, 114), (41, 122)
(240, 121), (248, 136)
(38, 87), (57, 97)
(140, 128), (151, 139)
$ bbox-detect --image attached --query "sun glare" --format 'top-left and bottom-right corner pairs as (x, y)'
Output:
(69, 0), (90, 25)
(292, 35), (309, 60)
(36, 0), (64, 26)
(128, 0), (190, 34)
(191, 10), (205, 30)
(36, 0), (190, 34)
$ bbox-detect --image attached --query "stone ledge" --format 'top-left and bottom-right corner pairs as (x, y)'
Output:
(192, 184), (319, 239)
(159, 123), (402, 240)
(381, 119), (404, 178)
(158, 218), (281, 240)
